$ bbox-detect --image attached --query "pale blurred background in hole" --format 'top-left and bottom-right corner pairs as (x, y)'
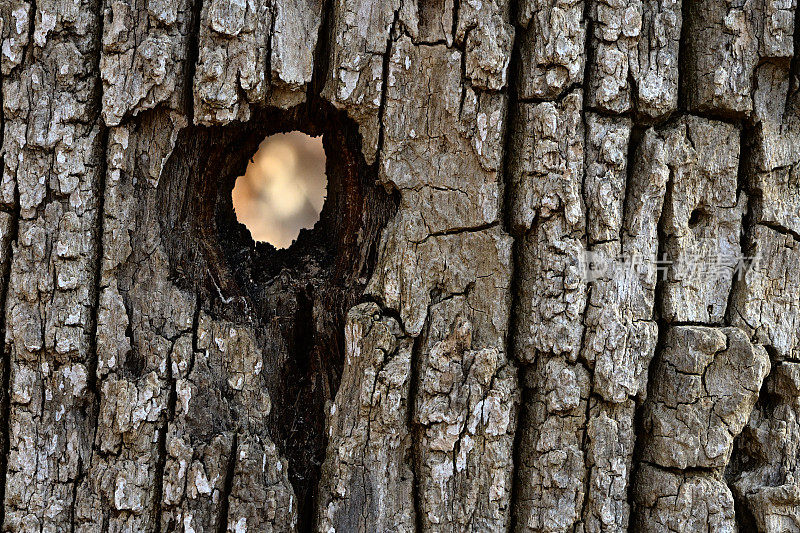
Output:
(232, 132), (327, 248)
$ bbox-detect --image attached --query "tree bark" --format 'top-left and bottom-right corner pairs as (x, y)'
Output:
(0, 0), (799, 531)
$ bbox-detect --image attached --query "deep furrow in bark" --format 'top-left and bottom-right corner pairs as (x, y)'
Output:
(216, 433), (238, 533)
(619, 125), (647, 244)
(308, 0), (333, 102)
(724, 49), (767, 533)
(85, 120), (109, 436)
(577, 149), (593, 533)
(626, 315), (668, 518)
(725, 123), (757, 326)
(184, 0), (204, 122)
(375, 10), (400, 163)
(80, 124), (108, 532)
(19, 0), (37, 75)
(626, 152), (676, 526)
(409, 324), (426, 533)
(76, 0), (112, 526)
(677, 0), (690, 114)
(70, 0), (111, 527)
(500, 0), (525, 526)
(151, 342), (179, 533)
(85, 0), (109, 400)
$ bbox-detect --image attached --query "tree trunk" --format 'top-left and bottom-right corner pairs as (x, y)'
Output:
(0, 0), (799, 530)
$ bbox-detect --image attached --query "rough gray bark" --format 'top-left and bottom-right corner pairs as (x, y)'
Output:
(0, 0), (799, 531)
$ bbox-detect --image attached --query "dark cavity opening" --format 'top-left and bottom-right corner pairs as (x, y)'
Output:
(158, 101), (397, 530)
(688, 206), (710, 228)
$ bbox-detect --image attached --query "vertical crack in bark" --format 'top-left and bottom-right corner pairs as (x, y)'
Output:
(75, 1), (110, 525)
(152, 337), (180, 533)
(581, 0), (594, 110)
(627, 157), (675, 522)
(69, 456), (83, 533)
(500, 0), (525, 525)
(723, 56), (760, 532)
(457, 30), (469, 117)
(184, 0), (205, 122)
(85, 124), (108, 440)
(78, 124), (109, 533)
(287, 286), (318, 533)
(578, 392), (594, 527)
(408, 322), (426, 533)
(576, 12), (598, 516)
(375, 11), (399, 164)
(577, 110), (594, 532)
(727, 438), (761, 531)
(727, 343), (777, 532)
(507, 363), (528, 532)
(216, 433), (238, 533)
(307, 0), (333, 103)
(20, 0), (37, 74)
(725, 124), (755, 326)
(626, 318), (668, 517)
(620, 126), (647, 244)
(654, 158), (676, 326)
(677, 0), (691, 113)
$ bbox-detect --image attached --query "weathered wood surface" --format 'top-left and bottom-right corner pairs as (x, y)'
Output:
(0, 0), (799, 530)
